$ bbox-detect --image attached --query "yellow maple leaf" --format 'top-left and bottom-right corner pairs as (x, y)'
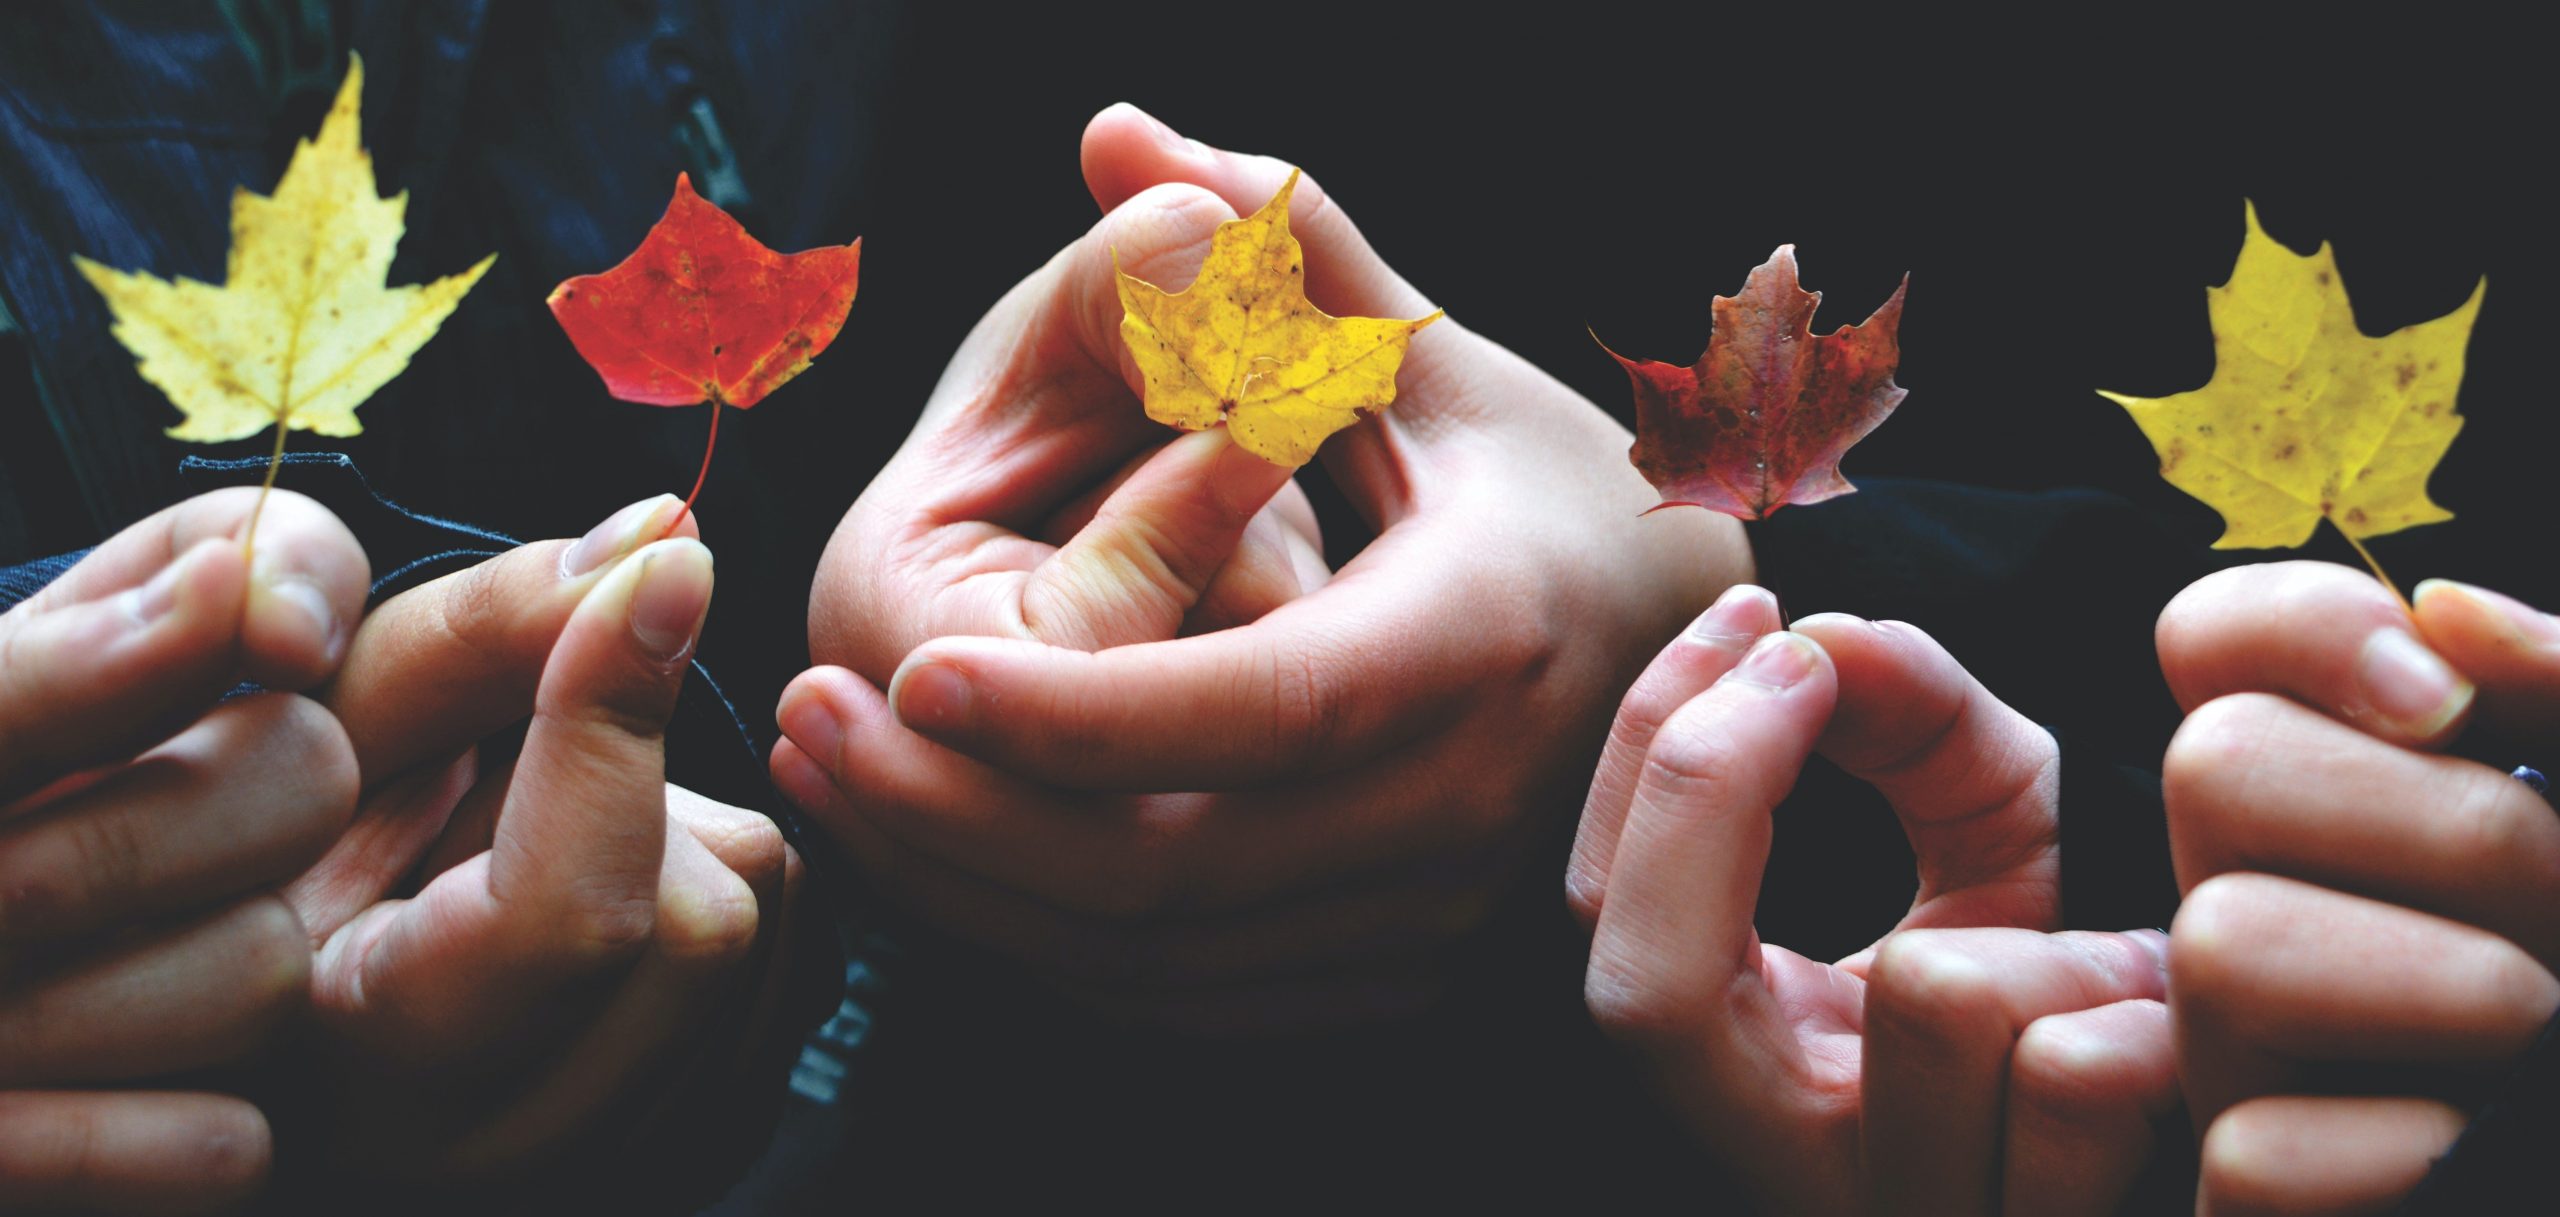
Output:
(2100, 202), (2480, 559)
(74, 54), (492, 454)
(1116, 170), (1442, 468)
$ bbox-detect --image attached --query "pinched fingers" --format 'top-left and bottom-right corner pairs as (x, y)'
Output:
(2411, 578), (2560, 736)
(2165, 693), (2560, 967)
(1859, 928), (2171, 1216)
(1792, 614), (2064, 929)
(0, 692), (356, 947)
(2157, 561), (2472, 746)
(324, 494), (695, 786)
(0, 1091), (271, 1215)
(2171, 873), (2560, 1129)
(12, 487), (366, 693)
(312, 540), (710, 1056)
(1565, 583), (1781, 930)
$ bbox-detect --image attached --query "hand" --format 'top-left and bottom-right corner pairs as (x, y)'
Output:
(279, 497), (809, 1188)
(0, 488), (367, 1214)
(775, 105), (1743, 1033)
(2158, 561), (2560, 1213)
(1577, 588), (2178, 1215)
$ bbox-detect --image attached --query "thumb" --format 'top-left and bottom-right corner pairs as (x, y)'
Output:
(1016, 428), (1295, 649)
(1791, 614), (2062, 930)
(2412, 578), (2560, 737)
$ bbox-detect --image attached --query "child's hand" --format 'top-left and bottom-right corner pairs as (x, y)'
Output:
(0, 488), (367, 1215)
(280, 498), (811, 1191)
(1576, 588), (2177, 1215)
(2158, 562), (2559, 1213)
(778, 107), (1742, 1032)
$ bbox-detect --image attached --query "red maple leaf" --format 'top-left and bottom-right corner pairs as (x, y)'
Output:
(548, 173), (861, 523)
(1603, 246), (1907, 519)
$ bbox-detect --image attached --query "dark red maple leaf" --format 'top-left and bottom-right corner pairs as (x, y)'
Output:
(548, 173), (861, 523)
(1603, 246), (1906, 519)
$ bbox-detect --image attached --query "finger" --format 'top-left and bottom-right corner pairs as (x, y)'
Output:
(2004, 997), (2181, 1216)
(0, 895), (307, 1087)
(1565, 583), (1781, 930)
(441, 819), (762, 1175)
(1078, 105), (1450, 524)
(1861, 929), (2171, 1216)
(2157, 561), (2472, 746)
(778, 740), (1500, 991)
(1180, 498), (1329, 635)
(14, 487), (366, 690)
(2412, 578), (2560, 736)
(2199, 1096), (2465, 1217)
(2171, 873), (2560, 1127)
(283, 749), (477, 945)
(781, 665), (1514, 917)
(2164, 693), (2560, 967)
(807, 181), (1276, 676)
(1037, 449), (1328, 636)
(1583, 634), (1835, 1097)
(0, 538), (246, 805)
(0, 1091), (270, 1215)
(1793, 614), (2065, 929)
(1022, 428), (1297, 650)
(1081, 104), (1437, 323)
(320, 540), (709, 1051)
(323, 494), (694, 785)
(883, 535), (1545, 790)
(0, 693), (358, 946)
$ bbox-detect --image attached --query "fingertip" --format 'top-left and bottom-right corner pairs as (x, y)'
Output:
(1081, 102), (1191, 208)
(768, 738), (844, 818)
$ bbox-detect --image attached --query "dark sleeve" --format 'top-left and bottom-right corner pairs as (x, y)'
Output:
(0, 549), (84, 612)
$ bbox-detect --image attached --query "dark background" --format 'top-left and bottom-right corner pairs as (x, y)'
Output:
(3, 6), (2548, 1205)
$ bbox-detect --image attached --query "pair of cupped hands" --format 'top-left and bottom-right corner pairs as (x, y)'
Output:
(6, 102), (2552, 1216)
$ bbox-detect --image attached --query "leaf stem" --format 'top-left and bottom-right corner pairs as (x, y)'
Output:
(668, 398), (721, 539)
(2333, 518), (2411, 613)
(242, 422), (288, 555)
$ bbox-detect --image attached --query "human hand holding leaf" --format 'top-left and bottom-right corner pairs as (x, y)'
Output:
(1118, 169), (1441, 467)
(549, 175), (861, 530)
(75, 55), (492, 547)
(2100, 203), (2480, 604)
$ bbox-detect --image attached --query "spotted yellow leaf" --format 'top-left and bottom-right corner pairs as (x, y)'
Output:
(74, 54), (492, 448)
(1116, 170), (1441, 468)
(2100, 202), (2480, 551)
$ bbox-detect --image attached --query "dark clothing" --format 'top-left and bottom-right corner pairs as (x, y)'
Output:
(3, 5), (2550, 1213)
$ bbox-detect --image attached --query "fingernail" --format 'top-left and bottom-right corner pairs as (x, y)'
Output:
(628, 539), (714, 665)
(1687, 584), (1777, 647)
(2356, 628), (2472, 736)
(893, 661), (973, 735)
(1728, 632), (1819, 690)
(778, 683), (846, 764)
(2416, 579), (2560, 648)
(2129, 928), (2171, 974)
(563, 495), (684, 579)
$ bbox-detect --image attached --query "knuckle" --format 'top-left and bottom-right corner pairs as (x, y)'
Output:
(560, 890), (659, 963)
(1269, 643), (1349, 766)
(2169, 874), (2276, 1004)
(1864, 931), (2002, 1034)
(2010, 1015), (2129, 1120)
(2428, 769), (2532, 871)
(2163, 694), (2284, 826)
(660, 871), (762, 964)
(1637, 724), (1749, 801)
(1582, 958), (1695, 1050)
